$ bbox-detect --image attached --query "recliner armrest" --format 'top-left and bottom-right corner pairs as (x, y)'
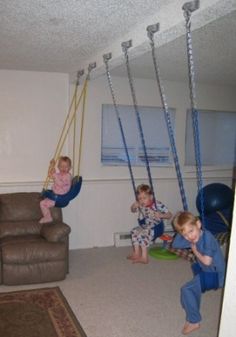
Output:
(40, 222), (71, 242)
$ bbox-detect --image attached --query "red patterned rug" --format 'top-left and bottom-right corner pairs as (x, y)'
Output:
(0, 287), (87, 337)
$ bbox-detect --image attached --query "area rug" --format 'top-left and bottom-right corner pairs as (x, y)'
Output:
(0, 287), (87, 337)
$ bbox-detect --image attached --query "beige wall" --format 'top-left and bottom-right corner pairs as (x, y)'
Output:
(0, 70), (69, 182)
(219, 188), (236, 337)
(0, 70), (235, 249)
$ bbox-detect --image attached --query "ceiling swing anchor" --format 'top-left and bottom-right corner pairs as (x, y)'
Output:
(146, 23), (160, 41)
(103, 52), (112, 63)
(121, 40), (132, 53)
(87, 62), (96, 79)
(76, 69), (84, 86)
(182, 0), (200, 14)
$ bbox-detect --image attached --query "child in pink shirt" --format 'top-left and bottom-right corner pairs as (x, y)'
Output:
(39, 156), (72, 223)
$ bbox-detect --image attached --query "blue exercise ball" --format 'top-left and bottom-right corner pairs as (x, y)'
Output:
(196, 183), (234, 215)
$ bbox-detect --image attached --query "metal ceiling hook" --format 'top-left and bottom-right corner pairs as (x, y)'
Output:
(146, 23), (160, 40)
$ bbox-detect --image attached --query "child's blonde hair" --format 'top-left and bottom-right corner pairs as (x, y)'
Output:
(172, 211), (199, 234)
(136, 184), (153, 196)
(58, 156), (72, 168)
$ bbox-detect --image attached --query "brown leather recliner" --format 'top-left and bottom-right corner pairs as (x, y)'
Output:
(0, 192), (71, 285)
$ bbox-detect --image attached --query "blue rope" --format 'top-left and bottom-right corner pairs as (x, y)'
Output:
(103, 55), (137, 199)
(183, 3), (205, 223)
(192, 108), (204, 221)
(122, 44), (157, 208)
(147, 28), (188, 211)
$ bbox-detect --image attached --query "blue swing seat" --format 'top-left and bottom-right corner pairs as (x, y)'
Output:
(138, 219), (164, 241)
(192, 262), (219, 293)
(42, 175), (82, 208)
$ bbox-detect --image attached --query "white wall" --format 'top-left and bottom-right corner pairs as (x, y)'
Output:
(0, 70), (235, 250)
(0, 70), (69, 182)
(219, 186), (236, 337)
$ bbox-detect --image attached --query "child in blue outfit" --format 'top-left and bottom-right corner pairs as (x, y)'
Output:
(172, 211), (225, 335)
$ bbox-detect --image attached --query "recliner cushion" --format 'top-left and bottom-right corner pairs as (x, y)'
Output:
(0, 234), (44, 247)
(0, 221), (41, 239)
(41, 223), (71, 242)
(0, 193), (42, 222)
(2, 241), (66, 264)
(0, 192), (62, 222)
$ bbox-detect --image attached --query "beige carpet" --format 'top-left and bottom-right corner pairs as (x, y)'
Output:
(0, 247), (223, 337)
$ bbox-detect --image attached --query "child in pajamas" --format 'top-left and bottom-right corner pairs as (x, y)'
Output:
(172, 211), (226, 335)
(127, 184), (172, 264)
(39, 156), (72, 223)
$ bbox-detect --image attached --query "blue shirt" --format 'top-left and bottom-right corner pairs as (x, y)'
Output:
(173, 230), (226, 287)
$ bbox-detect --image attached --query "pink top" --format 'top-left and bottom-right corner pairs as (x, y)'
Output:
(52, 172), (72, 195)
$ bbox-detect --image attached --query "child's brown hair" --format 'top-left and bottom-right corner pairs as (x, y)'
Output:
(59, 156), (72, 168)
(136, 184), (153, 196)
(173, 211), (199, 234)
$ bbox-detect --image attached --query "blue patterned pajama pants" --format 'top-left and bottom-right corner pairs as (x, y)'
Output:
(131, 225), (154, 247)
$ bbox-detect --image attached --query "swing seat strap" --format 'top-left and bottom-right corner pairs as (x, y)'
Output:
(138, 218), (146, 227)
(42, 189), (57, 201)
(192, 262), (219, 293)
(152, 221), (164, 241)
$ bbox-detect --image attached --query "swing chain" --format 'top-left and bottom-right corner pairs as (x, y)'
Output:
(183, 0), (201, 111)
(147, 24), (188, 211)
(184, 13), (197, 110)
(183, 1), (205, 222)
(103, 53), (137, 198)
(121, 40), (157, 208)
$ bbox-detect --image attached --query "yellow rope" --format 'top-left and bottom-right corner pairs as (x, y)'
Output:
(43, 79), (87, 190)
(53, 83), (79, 161)
(76, 79), (88, 176)
(43, 84), (79, 190)
(72, 84), (78, 176)
(54, 79), (87, 162)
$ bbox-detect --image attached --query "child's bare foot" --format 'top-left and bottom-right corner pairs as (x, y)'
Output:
(182, 322), (200, 335)
(182, 322), (189, 330)
(127, 254), (139, 260)
(132, 257), (149, 264)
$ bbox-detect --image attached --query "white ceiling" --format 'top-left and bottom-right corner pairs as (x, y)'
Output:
(0, 0), (171, 72)
(111, 10), (236, 86)
(0, 0), (236, 86)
